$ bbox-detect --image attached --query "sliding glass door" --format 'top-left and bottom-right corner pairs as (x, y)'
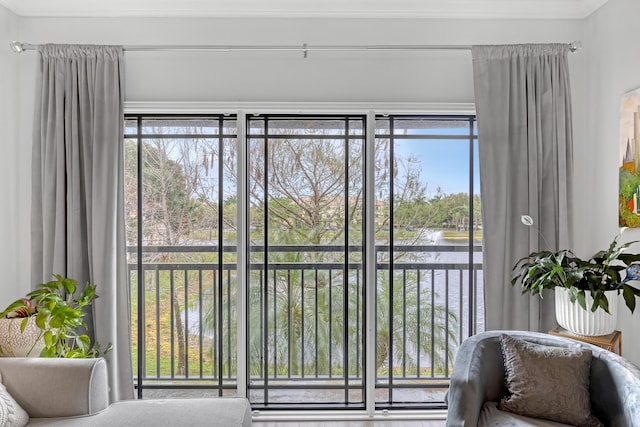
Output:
(124, 112), (482, 409)
(247, 115), (365, 407)
(374, 116), (482, 406)
(125, 116), (239, 398)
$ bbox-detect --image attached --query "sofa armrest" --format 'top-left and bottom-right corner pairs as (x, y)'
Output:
(0, 357), (109, 418)
(445, 333), (507, 427)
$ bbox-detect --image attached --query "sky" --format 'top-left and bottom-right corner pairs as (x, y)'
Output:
(393, 127), (480, 196)
(127, 120), (481, 198)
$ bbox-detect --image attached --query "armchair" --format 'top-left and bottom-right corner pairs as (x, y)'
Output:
(446, 331), (640, 426)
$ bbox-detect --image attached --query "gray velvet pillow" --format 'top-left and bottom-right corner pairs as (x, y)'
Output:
(499, 334), (602, 427)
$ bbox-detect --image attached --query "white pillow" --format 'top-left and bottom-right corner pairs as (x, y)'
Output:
(0, 373), (29, 427)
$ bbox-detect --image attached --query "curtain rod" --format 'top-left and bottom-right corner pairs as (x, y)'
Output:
(9, 40), (582, 56)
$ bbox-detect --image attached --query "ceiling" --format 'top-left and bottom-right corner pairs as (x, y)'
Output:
(0, 0), (609, 19)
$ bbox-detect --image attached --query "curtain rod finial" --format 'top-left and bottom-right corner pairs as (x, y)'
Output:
(569, 40), (582, 52)
(9, 41), (24, 53)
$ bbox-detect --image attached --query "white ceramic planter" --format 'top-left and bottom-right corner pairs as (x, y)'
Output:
(555, 287), (618, 336)
(0, 317), (45, 357)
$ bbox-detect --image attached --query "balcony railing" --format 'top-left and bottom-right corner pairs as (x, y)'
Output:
(128, 244), (483, 406)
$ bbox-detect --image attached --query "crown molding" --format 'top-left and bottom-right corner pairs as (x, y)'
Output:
(0, 0), (610, 20)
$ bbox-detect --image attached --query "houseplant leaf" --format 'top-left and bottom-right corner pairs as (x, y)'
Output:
(623, 284), (638, 313)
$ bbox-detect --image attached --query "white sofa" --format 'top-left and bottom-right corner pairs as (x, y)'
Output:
(0, 357), (252, 426)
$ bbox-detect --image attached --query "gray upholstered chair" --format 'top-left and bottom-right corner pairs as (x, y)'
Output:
(446, 330), (640, 427)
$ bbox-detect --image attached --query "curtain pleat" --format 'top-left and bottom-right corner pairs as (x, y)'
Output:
(472, 44), (574, 332)
(32, 44), (134, 402)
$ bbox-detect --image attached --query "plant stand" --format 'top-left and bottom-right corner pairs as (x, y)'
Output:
(549, 326), (622, 355)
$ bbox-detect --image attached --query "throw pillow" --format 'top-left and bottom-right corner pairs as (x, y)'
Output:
(0, 373), (29, 427)
(499, 334), (602, 427)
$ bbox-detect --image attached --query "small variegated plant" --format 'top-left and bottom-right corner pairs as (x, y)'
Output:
(0, 274), (111, 358)
(512, 215), (640, 314)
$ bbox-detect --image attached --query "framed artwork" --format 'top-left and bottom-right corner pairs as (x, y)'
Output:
(619, 87), (640, 227)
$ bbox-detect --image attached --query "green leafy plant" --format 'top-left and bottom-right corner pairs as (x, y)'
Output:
(0, 274), (111, 358)
(512, 218), (640, 314)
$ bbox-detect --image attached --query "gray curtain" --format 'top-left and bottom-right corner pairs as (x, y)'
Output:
(472, 44), (573, 332)
(31, 44), (134, 401)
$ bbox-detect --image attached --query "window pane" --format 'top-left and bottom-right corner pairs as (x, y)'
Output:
(374, 116), (482, 406)
(247, 115), (365, 406)
(141, 118), (225, 135)
(392, 118), (472, 136)
(125, 115), (238, 398)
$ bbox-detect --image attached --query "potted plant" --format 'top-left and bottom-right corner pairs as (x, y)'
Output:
(0, 274), (111, 357)
(0, 297), (43, 357)
(512, 216), (640, 336)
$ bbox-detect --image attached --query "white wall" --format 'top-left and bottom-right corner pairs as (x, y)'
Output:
(0, 5), (26, 302)
(16, 17), (584, 103)
(584, 0), (640, 366)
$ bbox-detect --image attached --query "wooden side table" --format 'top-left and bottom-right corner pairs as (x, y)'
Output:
(549, 326), (622, 355)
